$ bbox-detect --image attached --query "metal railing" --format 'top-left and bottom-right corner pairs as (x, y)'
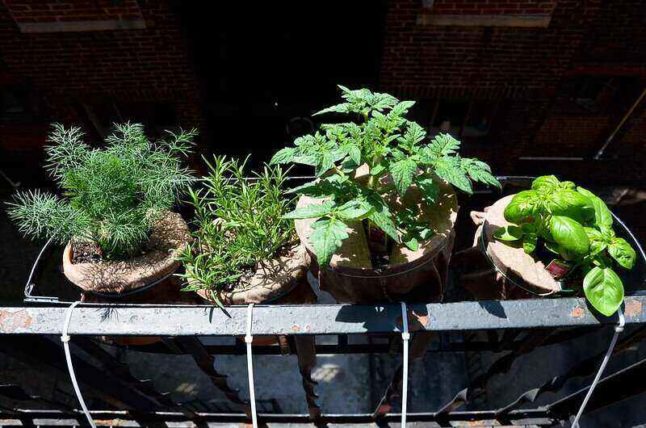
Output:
(1, 176), (645, 427)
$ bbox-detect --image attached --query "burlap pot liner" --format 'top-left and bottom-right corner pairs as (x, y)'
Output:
(453, 194), (561, 300)
(62, 212), (190, 293)
(295, 180), (458, 303)
(196, 244), (311, 305)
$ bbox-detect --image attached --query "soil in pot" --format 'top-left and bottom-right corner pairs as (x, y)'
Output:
(295, 180), (459, 304)
(196, 243), (315, 305)
(453, 195), (562, 300)
(62, 211), (191, 295)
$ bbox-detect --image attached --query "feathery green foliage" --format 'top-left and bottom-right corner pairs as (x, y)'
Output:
(8, 123), (195, 259)
(271, 85), (499, 265)
(495, 175), (636, 316)
(177, 156), (294, 305)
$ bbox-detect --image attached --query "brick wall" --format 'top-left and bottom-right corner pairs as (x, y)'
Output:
(379, 0), (644, 181)
(4, 0), (144, 25)
(425, 0), (557, 16)
(0, 0), (201, 153)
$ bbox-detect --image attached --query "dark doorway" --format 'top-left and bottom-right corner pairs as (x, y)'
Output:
(173, 1), (388, 164)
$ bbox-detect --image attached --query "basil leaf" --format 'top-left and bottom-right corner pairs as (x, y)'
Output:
(583, 266), (624, 316)
(546, 189), (595, 224)
(577, 187), (613, 228)
(504, 190), (541, 223)
(608, 237), (637, 270)
(522, 232), (538, 254)
(585, 227), (607, 255)
(493, 225), (523, 242)
(531, 175), (560, 192)
(549, 215), (590, 256)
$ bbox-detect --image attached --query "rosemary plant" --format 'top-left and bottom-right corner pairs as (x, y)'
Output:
(8, 123), (195, 259)
(177, 156), (294, 304)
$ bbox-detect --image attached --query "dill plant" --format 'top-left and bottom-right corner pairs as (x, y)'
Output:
(8, 123), (196, 259)
(177, 156), (294, 301)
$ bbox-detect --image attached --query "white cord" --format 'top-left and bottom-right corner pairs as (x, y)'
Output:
(571, 308), (625, 428)
(61, 301), (96, 428)
(245, 303), (258, 428)
(400, 302), (410, 428)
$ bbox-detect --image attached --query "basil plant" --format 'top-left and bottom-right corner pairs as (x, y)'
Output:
(495, 175), (637, 316)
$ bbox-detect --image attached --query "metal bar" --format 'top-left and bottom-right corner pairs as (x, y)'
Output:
(0, 409), (558, 425)
(2, 297), (644, 335)
(548, 356), (646, 418)
(594, 88), (646, 159)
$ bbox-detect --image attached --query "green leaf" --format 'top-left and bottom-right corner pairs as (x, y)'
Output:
(577, 187), (613, 228)
(370, 163), (386, 176)
(389, 100), (416, 118)
(269, 147), (295, 165)
(433, 156), (472, 194)
(283, 200), (336, 219)
(461, 158), (500, 189)
(403, 236), (419, 251)
(493, 225), (523, 242)
(309, 218), (349, 266)
(549, 215), (590, 256)
(504, 190), (541, 223)
(399, 122), (426, 149)
(585, 227), (607, 255)
(335, 200), (372, 220)
(583, 266), (624, 316)
(608, 237), (637, 270)
(531, 175), (560, 192)
(364, 195), (399, 242)
(313, 103), (351, 116)
(429, 133), (460, 157)
(390, 159), (417, 195)
(545, 189), (595, 223)
(523, 232), (538, 254)
(345, 144), (361, 165)
(417, 177), (439, 205)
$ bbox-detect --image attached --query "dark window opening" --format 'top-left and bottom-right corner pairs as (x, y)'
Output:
(557, 75), (641, 114)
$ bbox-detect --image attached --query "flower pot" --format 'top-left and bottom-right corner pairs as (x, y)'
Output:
(294, 181), (458, 303)
(196, 244), (314, 305)
(62, 211), (191, 294)
(453, 195), (561, 300)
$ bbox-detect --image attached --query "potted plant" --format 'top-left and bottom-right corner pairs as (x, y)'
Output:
(177, 156), (312, 306)
(270, 86), (500, 303)
(484, 175), (637, 316)
(8, 123), (195, 295)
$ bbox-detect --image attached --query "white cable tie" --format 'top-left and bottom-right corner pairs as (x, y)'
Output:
(61, 301), (96, 428)
(245, 304), (258, 428)
(400, 302), (410, 428)
(571, 308), (625, 428)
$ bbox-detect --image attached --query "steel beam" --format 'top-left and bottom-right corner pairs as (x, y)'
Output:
(1, 297), (644, 336)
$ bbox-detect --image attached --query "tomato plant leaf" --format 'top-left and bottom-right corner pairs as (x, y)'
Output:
(309, 218), (349, 266)
(283, 200), (336, 219)
(335, 200), (372, 220)
(390, 158), (417, 195)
